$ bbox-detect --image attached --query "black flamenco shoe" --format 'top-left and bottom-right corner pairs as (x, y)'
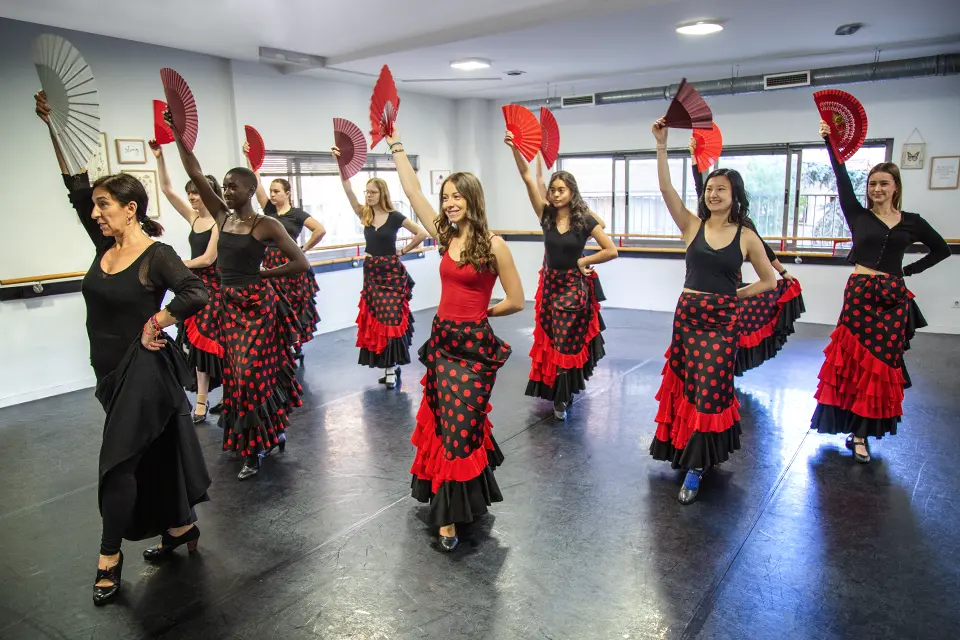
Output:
(553, 399), (567, 421)
(209, 401), (224, 415)
(265, 433), (287, 456)
(92, 550), (123, 606)
(439, 534), (459, 552)
(846, 435), (871, 464)
(378, 366), (402, 385)
(678, 468), (706, 505)
(238, 454), (261, 480)
(143, 525), (200, 562)
(192, 400), (208, 425)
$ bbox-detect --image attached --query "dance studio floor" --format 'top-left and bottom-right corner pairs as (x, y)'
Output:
(1, 307), (958, 639)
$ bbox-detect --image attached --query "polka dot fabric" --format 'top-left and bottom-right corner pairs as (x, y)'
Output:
(263, 246), (320, 344)
(734, 278), (805, 376)
(649, 292), (743, 470)
(181, 265), (223, 390)
(810, 273), (923, 439)
(356, 255), (415, 368)
(219, 280), (303, 458)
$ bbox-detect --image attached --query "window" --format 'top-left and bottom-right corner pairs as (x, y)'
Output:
(259, 151), (420, 249)
(557, 139), (891, 253)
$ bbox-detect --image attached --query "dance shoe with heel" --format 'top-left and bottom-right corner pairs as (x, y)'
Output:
(143, 525), (200, 562)
(92, 550), (123, 606)
(845, 434), (871, 464)
(238, 453), (261, 480)
(379, 366), (401, 387)
(192, 400), (208, 425)
(678, 468), (706, 505)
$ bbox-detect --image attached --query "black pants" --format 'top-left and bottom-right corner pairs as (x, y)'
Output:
(100, 454), (142, 555)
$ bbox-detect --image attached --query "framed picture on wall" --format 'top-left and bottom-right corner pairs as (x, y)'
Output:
(929, 156), (960, 190)
(87, 132), (110, 181)
(430, 170), (449, 195)
(115, 138), (147, 164)
(900, 142), (925, 170)
(122, 169), (161, 217)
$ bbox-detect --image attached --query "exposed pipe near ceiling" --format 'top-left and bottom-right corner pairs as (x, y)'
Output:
(513, 53), (960, 110)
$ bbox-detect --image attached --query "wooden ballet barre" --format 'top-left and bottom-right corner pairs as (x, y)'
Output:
(0, 271), (87, 286)
(308, 245), (435, 268)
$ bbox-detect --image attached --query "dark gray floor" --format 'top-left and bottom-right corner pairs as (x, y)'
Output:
(1, 306), (958, 640)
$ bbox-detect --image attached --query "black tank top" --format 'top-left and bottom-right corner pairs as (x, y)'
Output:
(188, 218), (215, 260)
(683, 222), (744, 295)
(218, 219), (266, 287)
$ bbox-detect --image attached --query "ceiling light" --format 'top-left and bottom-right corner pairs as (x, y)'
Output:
(450, 58), (491, 71)
(835, 23), (863, 36)
(676, 21), (723, 36)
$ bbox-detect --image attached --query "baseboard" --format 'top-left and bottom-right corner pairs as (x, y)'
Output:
(0, 376), (96, 409)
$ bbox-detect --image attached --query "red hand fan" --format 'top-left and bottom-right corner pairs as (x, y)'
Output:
(813, 89), (868, 163)
(502, 104), (542, 163)
(152, 100), (174, 145)
(539, 106), (560, 169)
(369, 65), (400, 149)
(692, 123), (723, 170)
(663, 78), (713, 130)
(332, 118), (367, 179)
(244, 125), (265, 171)
(159, 68), (198, 151)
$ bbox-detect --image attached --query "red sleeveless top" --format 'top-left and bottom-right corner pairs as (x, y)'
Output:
(437, 251), (497, 322)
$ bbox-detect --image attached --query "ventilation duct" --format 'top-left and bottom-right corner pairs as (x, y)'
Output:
(517, 53), (960, 110)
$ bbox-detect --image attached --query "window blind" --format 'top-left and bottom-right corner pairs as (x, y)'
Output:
(260, 151), (419, 176)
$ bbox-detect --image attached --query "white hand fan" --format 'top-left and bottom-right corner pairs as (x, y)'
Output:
(33, 34), (101, 175)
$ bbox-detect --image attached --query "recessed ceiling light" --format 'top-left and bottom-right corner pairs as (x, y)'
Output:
(835, 23), (863, 36)
(676, 21), (723, 36)
(450, 58), (491, 71)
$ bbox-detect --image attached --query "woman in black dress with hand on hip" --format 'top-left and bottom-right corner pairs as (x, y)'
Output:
(36, 93), (211, 606)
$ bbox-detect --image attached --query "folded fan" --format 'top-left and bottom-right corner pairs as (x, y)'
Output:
(153, 100), (174, 145)
(663, 78), (713, 130)
(369, 65), (400, 149)
(692, 123), (723, 170)
(332, 118), (367, 179)
(813, 89), (868, 163)
(32, 34), (101, 175)
(502, 104), (542, 163)
(539, 106), (560, 170)
(159, 67), (199, 151)
(244, 125), (265, 171)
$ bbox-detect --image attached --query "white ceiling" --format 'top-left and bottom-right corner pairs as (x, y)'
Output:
(3, 0), (959, 99)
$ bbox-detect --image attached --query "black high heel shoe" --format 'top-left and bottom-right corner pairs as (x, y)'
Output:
(92, 550), (123, 606)
(143, 525), (200, 562)
(846, 435), (871, 464)
(265, 433), (286, 456)
(192, 400), (208, 424)
(378, 366), (401, 385)
(238, 453), (260, 480)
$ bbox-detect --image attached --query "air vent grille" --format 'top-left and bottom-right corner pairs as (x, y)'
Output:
(764, 71), (811, 90)
(561, 94), (595, 108)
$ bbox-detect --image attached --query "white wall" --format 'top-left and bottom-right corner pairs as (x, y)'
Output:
(0, 18), (455, 407)
(487, 76), (960, 334)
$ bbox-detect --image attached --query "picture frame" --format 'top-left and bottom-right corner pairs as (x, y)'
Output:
(87, 132), (110, 181)
(430, 170), (449, 195)
(929, 156), (960, 190)
(115, 138), (147, 164)
(122, 169), (161, 217)
(900, 142), (925, 170)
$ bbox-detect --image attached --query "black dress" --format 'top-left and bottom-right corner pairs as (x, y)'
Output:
(262, 202), (320, 344)
(64, 173), (211, 541)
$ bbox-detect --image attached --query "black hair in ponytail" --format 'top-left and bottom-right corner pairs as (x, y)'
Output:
(93, 173), (165, 237)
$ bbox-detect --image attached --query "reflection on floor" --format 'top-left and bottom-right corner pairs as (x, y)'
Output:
(1, 307), (957, 639)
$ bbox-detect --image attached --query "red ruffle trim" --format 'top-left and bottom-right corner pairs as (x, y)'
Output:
(739, 279), (803, 349)
(355, 297), (411, 353)
(185, 316), (224, 358)
(409, 375), (497, 494)
(527, 270), (602, 388)
(814, 324), (905, 419)
(653, 364), (741, 451)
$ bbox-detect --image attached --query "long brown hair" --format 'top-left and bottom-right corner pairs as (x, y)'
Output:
(436, 172), (497, 273)
(360, 177), (395, 226)
(542, 170), (590, 231)
(867, 162), (903, 210)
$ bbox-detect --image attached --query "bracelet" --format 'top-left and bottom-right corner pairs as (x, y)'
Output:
(391, 147), (404, 154)
(389, 141), (403, 148)
(779, 269), (788, 276)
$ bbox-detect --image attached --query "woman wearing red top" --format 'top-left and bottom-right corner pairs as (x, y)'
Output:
(810, 119), (950, 463)
(388, 127), (525, 552)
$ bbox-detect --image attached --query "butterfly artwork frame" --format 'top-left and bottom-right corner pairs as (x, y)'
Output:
(901, 142), (925, 170)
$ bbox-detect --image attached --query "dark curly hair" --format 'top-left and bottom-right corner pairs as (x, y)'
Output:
(541, 171), (590, 232)
(697, 168), (750, 226)
(93, 173), (164, 237)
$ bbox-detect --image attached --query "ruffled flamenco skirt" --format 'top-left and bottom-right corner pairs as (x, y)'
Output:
(174, 264), (224, 392)
(263, 246), (320, 345)
(649, 292), (743, 470)
(810, 273), (926, 439)
(410, 316), (512, 527)
(525, 265), (606, 406)
(95, 337), (211, 540)
(735, 277), (805, 376)
(356, 254), (415, 369)
(218, 279), (303, 459)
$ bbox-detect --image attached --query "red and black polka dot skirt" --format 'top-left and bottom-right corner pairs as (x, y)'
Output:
(181, 264), (223, 390)
(219, 280), (303, 458)
(526, 266), (605, 405)
(409, 316), (511, 525)
(263, 246), (320, 344)
(811, 273), (925, 439)
(735, 277), (805, 375)
(650, 292), (743, 470)
(356, 255), (415, 368)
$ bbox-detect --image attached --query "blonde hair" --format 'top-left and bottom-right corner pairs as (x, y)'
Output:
(360, 178), (395, 226)
(436, 172), (497, 274)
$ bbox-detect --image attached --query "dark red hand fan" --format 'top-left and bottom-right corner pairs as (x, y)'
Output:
(369, 65), (400, 149)
(664, 78), (713, 130)
(502, 104), (542, 163)
(539, 106), (560, 169)
(813, 89), (868, 163)
(159, 68), (198, 151)
(693, 123), (723, 170)
(332, 117), (367, 179)
(244, 125), (265, 171)
(153, 100), (174, 145)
